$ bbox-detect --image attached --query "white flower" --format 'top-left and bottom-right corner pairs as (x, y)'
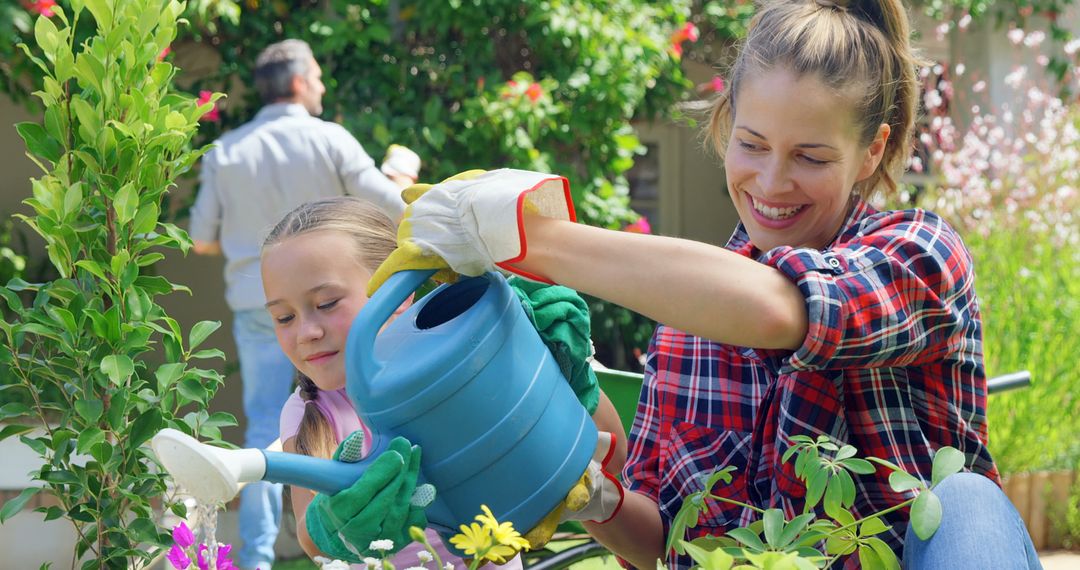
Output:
(402, 567), (430, 570)
(370, 540), (396, 552)
(955, 63), (966, 76)
(443, 563), (455, 570)
(1008, 28), (1025, 45)
(1024, 30), (1045, 47)
(313, 558), (355, 570)
(365, 557), (384, 569)
(958, 14), (972, 29)
(973, 81), (986, 93)
(417, 551), (434, 563)
(1065, 39), (1080, 55)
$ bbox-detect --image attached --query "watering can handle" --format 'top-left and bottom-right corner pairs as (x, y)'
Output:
(355, 269), (438, 381)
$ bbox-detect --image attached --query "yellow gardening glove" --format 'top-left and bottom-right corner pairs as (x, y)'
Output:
(522, 471), (594, 549)
(367, 170), (487, 296)
(367, 169), (575, 296)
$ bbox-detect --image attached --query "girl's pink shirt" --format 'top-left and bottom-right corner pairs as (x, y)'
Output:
(280, 387), (523, 570)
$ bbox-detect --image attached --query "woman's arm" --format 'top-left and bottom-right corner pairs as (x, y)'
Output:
(582, 491), (665, 569)
(516, 215), (808, 350)
(282, 437), (327, 560)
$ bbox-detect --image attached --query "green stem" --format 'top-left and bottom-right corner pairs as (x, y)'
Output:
(830, 498), (916, 536)
(708, 494), (767, 515)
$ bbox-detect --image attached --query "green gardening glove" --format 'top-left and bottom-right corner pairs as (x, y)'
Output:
(508, 276), (600, 414)
(306, 433), (435, 562)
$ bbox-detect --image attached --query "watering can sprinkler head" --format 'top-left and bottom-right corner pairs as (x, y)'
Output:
(151, 428), (267, 504)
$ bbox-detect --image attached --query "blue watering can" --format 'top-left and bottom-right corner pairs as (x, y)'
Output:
(152, 269), (597, 543)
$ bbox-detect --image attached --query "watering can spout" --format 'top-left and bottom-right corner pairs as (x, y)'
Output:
(151, 428), (267, 504)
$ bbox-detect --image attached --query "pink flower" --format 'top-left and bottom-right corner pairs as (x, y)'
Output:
(197, 91), (220, 122)
(166, 545), (191, 570)
(623, 216), (652, 234)
(708, 76), (725, 93)
(525, 83), (543, 103)
(158, 46), (172, 61)
(22, 0), (56, 16)
(172, 522), (195, 549)
(196, 543), (236, 570)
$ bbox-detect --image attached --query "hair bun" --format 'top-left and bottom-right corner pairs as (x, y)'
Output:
(813, 0), (849, 11)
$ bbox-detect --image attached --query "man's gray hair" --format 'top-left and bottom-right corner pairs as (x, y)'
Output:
(254, 39), (315, 103)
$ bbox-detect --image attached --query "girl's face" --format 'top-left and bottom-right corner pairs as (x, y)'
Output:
(262, 230), (373, 392)
(723, 67), (888, 252)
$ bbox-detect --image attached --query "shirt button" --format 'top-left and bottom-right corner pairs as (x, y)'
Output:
(826, 256), (842, 271)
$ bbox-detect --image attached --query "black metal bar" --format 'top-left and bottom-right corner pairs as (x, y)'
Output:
(523, 541), (612, 570)
(987, 370), (1031, 394)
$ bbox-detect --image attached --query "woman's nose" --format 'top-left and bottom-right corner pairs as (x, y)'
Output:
(757, 157), (793, 196)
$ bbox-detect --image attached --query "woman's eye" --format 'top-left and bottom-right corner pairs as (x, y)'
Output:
(317, 299), (339, 311)
(739, 140), (763, 152)
(274, 315), (294, 325)
(800, 154), (829, 165)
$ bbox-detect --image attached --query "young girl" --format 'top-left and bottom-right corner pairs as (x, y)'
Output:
(348, 0), (1043, 568)
(261, 197), (626, 567)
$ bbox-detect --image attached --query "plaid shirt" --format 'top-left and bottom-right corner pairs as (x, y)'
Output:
(623, 200), (998, 570)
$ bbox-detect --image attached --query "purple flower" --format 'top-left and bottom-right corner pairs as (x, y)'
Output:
(196, 543), (236, 570)
(166, 545), (192, 570)
(172, 521), (195, 549)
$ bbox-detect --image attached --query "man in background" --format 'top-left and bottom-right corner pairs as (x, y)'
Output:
(188, 38), (417, 570)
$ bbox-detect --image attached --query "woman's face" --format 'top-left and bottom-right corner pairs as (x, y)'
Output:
(723, 67), (888, 252)
(262, 230), (373, 392)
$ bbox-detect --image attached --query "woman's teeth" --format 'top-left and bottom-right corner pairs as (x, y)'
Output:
(753, 199), (804, 220)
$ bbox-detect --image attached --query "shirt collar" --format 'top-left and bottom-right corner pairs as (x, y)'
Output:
(724, 197), (879, 257)
(253, 102), (312, 121)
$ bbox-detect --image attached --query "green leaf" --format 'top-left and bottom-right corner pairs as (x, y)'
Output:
(725, 527), (765, 552)
(804, 466), (828, 511)
(776, 513), (815, 549)
(865, 536), (901, 570)
(127, 408), (162, 448)
(76, 428), (105, 454)
(858, 516), (890, 537)
(114, 183), (139, 225)
(681, 540), (734, 570)
(16, 122), (64, 164)
(842, 458), (876, 475)
(0, 487), (40, 524)
(154, 363), (185, 391)
(0, 424), (35, 443)
(188, 320), (221, 351)
(75, 399), (104, 422)
(100, 354), (135, 385)
(888, 471), (924, 493)
(0, 402), (33, 421)
(909, 490), (943, 540)
(858, 542), (885, 570)
(835, 445), (856, 460)
(930, 447), (965, 487)
(762, 508), (784, 547)
(33, 14), (60, 58)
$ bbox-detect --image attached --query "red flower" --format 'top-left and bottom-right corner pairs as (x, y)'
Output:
(23, 0), (57, 17)
(525, 83), (543, 103)
(669, 22), (700, 59)
(197, 91), (220, 123)
(158, 46), (172, 61)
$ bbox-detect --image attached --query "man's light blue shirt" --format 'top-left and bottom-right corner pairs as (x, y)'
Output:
(189, 103), (405, 311)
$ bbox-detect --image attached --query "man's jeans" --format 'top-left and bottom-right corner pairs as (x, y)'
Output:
(904, 472), (1043, 569)
(233, 309), (295, 570)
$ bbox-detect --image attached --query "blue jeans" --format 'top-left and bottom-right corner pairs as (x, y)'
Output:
(233, 309), (295, 570)
(903, 472), (1042, 569)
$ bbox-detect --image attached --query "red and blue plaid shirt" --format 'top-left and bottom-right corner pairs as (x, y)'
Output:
(623, 200), (998, 569)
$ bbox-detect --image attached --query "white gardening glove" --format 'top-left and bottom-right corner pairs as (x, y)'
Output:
(380, 144), (422, 181)
(367, 168), (575, 295)
(561, 431), (625, 524)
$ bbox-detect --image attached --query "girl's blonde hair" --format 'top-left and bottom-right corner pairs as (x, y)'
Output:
(708, 0), (924, 199)
(262, 196), (397, 459)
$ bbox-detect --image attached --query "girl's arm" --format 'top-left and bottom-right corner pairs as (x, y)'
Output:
(517, 215), (808, 350)
(582, 491), (665, 569)
(592, 389), (627, 473)
(282, 437), (327, 560)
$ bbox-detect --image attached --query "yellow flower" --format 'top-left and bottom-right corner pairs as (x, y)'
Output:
(478, 505), (531, 551)
(449, 522), (493, 558)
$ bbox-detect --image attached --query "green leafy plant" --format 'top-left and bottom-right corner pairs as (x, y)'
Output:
(0, 0), (235, 567)
(664, 437), (965, 570)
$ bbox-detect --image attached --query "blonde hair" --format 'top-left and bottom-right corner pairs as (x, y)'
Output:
(262, 196), (397, 459)
(708, 0), (924, 199)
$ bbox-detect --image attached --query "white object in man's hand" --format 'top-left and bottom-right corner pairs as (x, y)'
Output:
(380, 144), (422, 181)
